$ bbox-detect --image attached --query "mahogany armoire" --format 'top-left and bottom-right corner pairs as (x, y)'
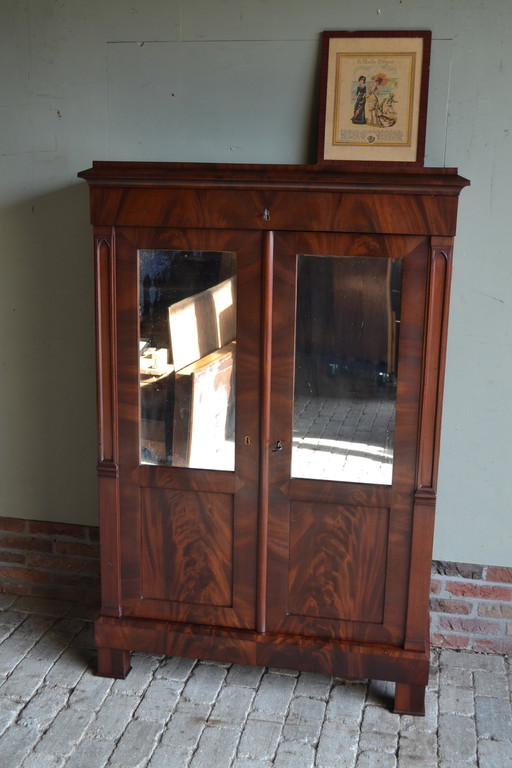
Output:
(78, 161), (469, 715)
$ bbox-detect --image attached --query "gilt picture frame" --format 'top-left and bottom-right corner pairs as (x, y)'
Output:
(317, 31), (431, 166)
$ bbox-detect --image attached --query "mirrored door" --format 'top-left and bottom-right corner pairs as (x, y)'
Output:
(115, 228), (262, 630)
(266, 232), (429, 644)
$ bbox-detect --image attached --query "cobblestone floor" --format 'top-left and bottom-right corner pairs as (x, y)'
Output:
(0, 595), (510, 767)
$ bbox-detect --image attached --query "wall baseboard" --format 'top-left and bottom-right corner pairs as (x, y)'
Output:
(0, 517), (510, 653)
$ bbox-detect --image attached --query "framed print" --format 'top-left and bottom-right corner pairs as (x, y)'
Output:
(317, 31), (431, 166)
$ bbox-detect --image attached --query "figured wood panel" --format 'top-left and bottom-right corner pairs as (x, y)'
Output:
(288, 502), (389, 624)
(141, 487), (233, 607)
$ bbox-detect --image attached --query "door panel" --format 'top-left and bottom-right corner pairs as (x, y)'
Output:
(266, 232), (429, 644)
(116, 228), (262, 630)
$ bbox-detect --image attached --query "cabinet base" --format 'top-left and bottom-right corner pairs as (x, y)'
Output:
(95, 615), (428, 715)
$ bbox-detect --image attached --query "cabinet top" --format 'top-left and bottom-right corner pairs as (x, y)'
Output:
(78, 161), (469, 196)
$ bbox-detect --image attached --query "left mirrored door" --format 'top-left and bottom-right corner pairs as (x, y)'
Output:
(115, 228), (262, 630)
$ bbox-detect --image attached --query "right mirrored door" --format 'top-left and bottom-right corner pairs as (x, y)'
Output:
(267, 232), (429, 645)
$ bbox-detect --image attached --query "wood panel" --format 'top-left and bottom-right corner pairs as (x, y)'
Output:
(85, 186), (460, 236)
(141, 487), (233, 607)
(288, 502), (389, 624)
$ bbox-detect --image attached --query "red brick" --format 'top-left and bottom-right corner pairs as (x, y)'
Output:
(485, 566), (512, 584)
(0, 534), (52, 553)
(478, 603), (512, 620)
(430, 578), (443, 595)
(445, 581), (512, 601)
(54, 541), (99, 558)
(437, 615), (501, 635)
(0, 566), (51, 584)
(431, 633), (470, 650)
(0, 517), (26, 533)
(28, 520), (87, 539)
(26, 553), (99, 575)
(88, 526), (100, 542)
(472, 638), (512, 654)
(430, 598), (471, 615)
(0, 552), (25, 565)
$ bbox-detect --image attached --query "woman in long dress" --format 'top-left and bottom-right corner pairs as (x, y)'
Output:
(351, 76), (367, 124)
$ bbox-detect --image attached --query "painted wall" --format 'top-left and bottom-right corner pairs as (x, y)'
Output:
(1, 1), (510, 566)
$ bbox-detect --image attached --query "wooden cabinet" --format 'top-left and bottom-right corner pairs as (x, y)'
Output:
(78, 162), (469, 715)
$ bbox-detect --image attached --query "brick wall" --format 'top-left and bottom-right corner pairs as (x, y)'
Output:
(0, 517), (510, 653)
(0, 517), (100, 604)
(430, 560), (512, 654)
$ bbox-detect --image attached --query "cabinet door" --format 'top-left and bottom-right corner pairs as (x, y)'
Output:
(266, 232), (429, 645)
(115, 227), (262, 630)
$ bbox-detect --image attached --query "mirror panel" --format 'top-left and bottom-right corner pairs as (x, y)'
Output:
(292, 254), (403, 485)
(139, 250), (237, 470)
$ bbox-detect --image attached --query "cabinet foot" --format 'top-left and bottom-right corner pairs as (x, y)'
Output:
(393, 683), (425, 716)
(97, 647), (131, 679)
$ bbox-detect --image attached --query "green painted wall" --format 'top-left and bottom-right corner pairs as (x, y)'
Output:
(1, 1), (510, 566)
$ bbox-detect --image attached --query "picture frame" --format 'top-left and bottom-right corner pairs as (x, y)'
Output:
(317, 30), (431, 166)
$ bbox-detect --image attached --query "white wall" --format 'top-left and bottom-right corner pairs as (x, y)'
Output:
(1, 1), (510, 566)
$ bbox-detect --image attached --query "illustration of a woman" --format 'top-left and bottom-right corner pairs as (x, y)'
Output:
(351, 75), (367, 124)
(367, 73), (396, 128)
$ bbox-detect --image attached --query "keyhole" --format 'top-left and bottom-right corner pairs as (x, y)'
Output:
(272, 440), (283, 452)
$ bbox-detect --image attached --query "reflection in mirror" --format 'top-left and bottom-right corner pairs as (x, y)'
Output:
(139, 250), (237, 470)
(293, 254), (402, 485)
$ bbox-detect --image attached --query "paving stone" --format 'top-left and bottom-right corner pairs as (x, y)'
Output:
(355, 751), (397, 768)
(225, 663), (265, 688)
(232, 760), (273, 768)
(294, 671), (332, 700)
(474, 695), (512, 740)
(361, 704), (401, 735)
(315, 720), (359, 768)
(134, 677), (183, 722)
(0, 723), (41, 765)
(473, 669), (509, 698)
(0, 615), (55, 677)
(33, 706), (96, 758)
(147, 705), (210, 768)
(250, 672), (297, 722)
(21, 751), (65, 768)
(400, 688), (438, 733)
(398, 729), (438, 768)
(112, 653), (161, 696)
(236, 716), (283, 760)
(154, 655), (197, 681)
(17, 684), (69, 730)
(0, 610), (26, 643)
(281, 695), (326, 745)
(477, 737), (512, 768)
(325, 682), (366, 724)
(13, 597), (73, 616)
(440, 649), (506, 673)
(67, 666), (114, 711)
(86, 692), (140, 739)
(181, 662), (228, 705)
(208, 683), (255, 728)
(189, 724), (241, 768)
(0, 694), (23, 738)
(438, 712), (477, 763)
(273, 738), (315, 768)
(358, 728), (397, 754)
(0, 595), (18, 611)
(63, 737), (116, 768)
(438, 680), (474, 715)
(109, 718), (164, 768)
